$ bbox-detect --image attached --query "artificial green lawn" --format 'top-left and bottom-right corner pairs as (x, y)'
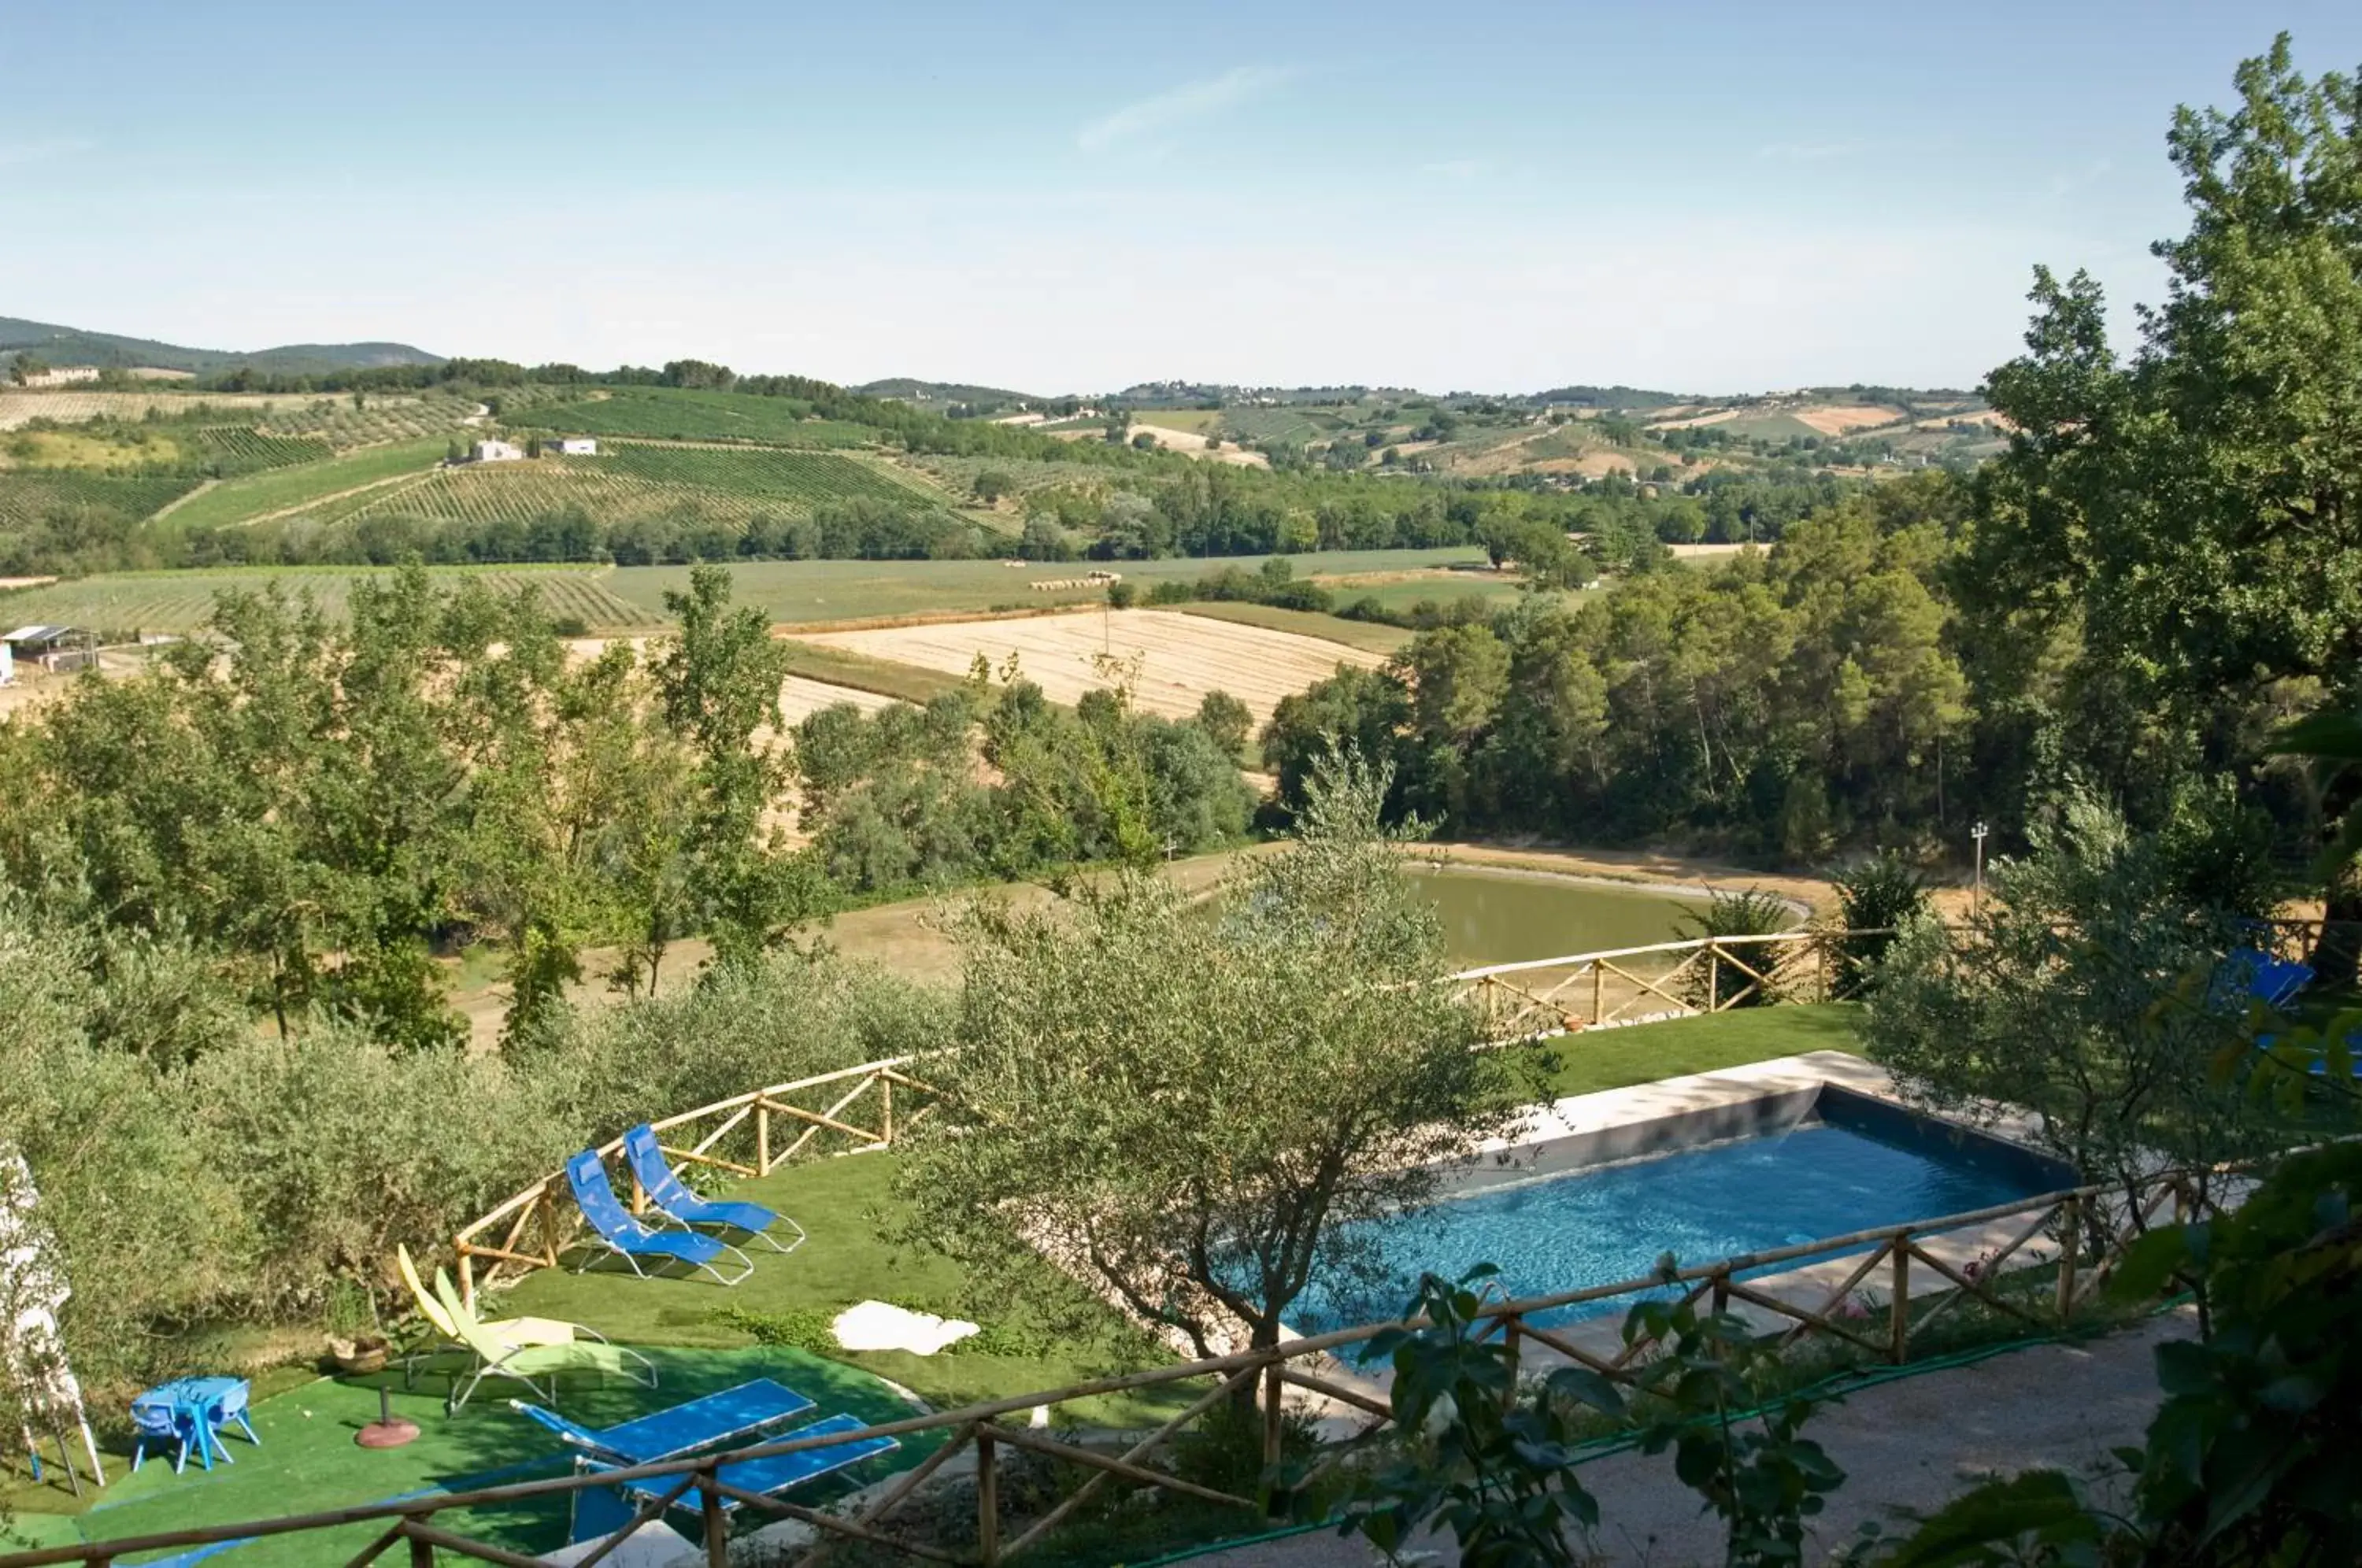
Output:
(2, 1346), (927, 1566)
(497, 1149), (1189, 1429)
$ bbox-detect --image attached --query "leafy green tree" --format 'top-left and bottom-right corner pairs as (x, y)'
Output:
(1968, 36), (2362, 964)
(1195, 689), (1253, 760)
(894, 756), (1531, 1363)
(1863, 791), (2284, 1201)
(652, 564), (819, 966)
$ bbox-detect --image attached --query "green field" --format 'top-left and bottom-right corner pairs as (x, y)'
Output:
(191, 427), (333, 469)
(0, 471), (205, 527)
(0, 548), (1495, 636)
(1175, 599), (1415, 654)
(602, 445), (945, 506)
(1320, 569), (1540, 615)
(1218, 406), (1342, 446)
(159, 436), (453, 531)
(506, 387), (878, 446)
(1131, 408), (1224, 435)
(0, 566), (646, 637)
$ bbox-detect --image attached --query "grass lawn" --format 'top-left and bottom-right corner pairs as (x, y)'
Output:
(496, 1150), (1188, 1428)
(2, 1345), (923, 1566)
(1174, 600), (1413, 654)
(1509, 1003), (1864, 1099)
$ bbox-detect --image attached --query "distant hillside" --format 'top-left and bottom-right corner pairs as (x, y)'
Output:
(0, 316), (442, 378)
(857, 378), (1044, 407)
(1526, 384), (1690, 411)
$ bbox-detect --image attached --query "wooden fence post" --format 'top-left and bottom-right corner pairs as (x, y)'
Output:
(456, 1251), (474, 1313)
(702, 1463), (728, 1566)
(1706, 947), (1720, 1011)
(976, 1432), (1000, 1566)
(756, 1103), (771, 1175)
(1889, 1240), (1911, 1363)
(1501, 1320), (1522, 1411)
(1710, 1271), (1730, 1318)
(409, 1528), (435, 1566)
(1590, 963), (1604, 1026)
(882, 1075), (894, 1145)
(2056, 1196), (2081, 1322)
(1261, 1360), (1287, 1514)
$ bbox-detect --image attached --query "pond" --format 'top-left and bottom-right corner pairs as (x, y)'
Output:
(1404, 865), (1712, 966)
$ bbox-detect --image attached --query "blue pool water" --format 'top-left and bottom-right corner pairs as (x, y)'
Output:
(1285, 1119), (2055, 1334)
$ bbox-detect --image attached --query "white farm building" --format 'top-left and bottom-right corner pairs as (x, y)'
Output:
(468, 439), (524, 463)
(549, 438), (597, 456)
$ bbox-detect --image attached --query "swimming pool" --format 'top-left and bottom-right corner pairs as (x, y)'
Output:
(1285, 1090), (2070, 1334)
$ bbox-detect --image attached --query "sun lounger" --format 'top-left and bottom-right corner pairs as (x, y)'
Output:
(394, 1243), (655, 1411)
(512, 1377), (815, 1466)
(2219, 948), (2312, 1011)
(584, 1413), (898, 1533)
(565, 1150), (754, 1286)
(622, 1124), (806, 1255)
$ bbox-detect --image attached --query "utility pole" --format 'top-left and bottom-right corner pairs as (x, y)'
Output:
(1971, 822), (1990, 913)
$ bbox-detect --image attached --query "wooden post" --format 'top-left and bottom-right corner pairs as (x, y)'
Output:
(1888, 1240), (1911, 1364)
(702, 1463), (728, 1566)
(1706, 948), (1720, 1012)
(537, 1190), (559, 1268)
(976, 1432), (999, 1566)
(1261, 1360), (1287, 1515)
(1817, 938), (1831, 1001)
(409, 1528), (436, 1566)
(1501, 1320), (1522, 1410)
(881, 1075), (894, 1145)
(1590, 962), (1604, 1026)
(1710, 1271), (1730, 1318)
(630, 1165), (647, 1217)
(457, 1251), (475, 1313)
(756, 1104), (771, 1176)
(2055, 1197), (2081, 1323)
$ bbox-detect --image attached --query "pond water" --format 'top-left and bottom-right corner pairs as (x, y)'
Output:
(1405, 866), (1711, 966)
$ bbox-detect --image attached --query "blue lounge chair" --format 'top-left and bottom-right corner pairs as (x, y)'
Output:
(565, 1151), (753, 1286)
(512, 1377), (815, 1467)
(586, 1413), (898, 1533)
(2219, 948), (2312, 1011)
(623, 1124), (806, 1256)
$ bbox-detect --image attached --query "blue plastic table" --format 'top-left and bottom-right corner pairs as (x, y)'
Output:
(130, 1377), (258, 1474)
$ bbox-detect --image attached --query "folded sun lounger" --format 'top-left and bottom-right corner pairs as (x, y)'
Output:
(622, 1123), (806, 1256)
(565, 1150), (754, 1286)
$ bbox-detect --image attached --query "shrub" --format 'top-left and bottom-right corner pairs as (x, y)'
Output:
(1676, 888), (1796, 1008)
(1827, 851), (1928, 993)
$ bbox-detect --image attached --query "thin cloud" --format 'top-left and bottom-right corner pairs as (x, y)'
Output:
(1755, 140), (1860, 162)
(1079, 66), (1291, 153)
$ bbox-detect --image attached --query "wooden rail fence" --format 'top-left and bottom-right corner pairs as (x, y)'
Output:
(3, 1158), (2241, 1568)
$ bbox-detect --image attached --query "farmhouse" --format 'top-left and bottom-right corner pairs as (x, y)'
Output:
(548, 437), (598, 456)
(468, 438), (524, 463)
(1, 624), (95, 674)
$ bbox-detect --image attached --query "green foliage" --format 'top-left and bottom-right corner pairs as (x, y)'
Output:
(893, 755), (1532, 1359)
(1828, 852), (1929, 992)
(1327, 1267), (1609, 1566)
(1863, 790), (2288, 1191)
(1620, 1278), (1847, 1567)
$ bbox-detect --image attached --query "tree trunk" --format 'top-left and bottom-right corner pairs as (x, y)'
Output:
(2308, 878), (2362, 990)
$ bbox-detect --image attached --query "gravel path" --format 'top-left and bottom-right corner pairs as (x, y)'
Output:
(1189, 1313), (2187, 1567)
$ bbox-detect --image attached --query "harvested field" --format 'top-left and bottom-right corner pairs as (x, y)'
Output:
(776, 675), (903, 723)
(1791, 403), (1905, 436)
(800, 608), (1383, 723)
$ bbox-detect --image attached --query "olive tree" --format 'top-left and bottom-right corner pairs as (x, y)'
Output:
(894, 755), (1539, 1366)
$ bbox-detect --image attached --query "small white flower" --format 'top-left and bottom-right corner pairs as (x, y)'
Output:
(1420, 1393), (1458, 1439)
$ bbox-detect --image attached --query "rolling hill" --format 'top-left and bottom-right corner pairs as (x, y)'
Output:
(0, 316), (442, 377)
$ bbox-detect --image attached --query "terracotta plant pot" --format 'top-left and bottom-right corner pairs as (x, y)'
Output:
(328, 1335), (391, 1376)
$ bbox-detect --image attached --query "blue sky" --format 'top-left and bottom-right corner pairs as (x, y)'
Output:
(3, 2), (2357, 394)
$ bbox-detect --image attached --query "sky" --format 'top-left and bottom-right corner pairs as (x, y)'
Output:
(4, 2), (2360, 395)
